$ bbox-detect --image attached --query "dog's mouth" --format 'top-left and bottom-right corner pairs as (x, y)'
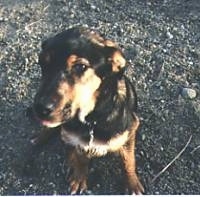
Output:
(33, 104), (72, 128)
(38, 119), (62, 128)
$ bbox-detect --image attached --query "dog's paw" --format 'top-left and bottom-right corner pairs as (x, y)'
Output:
(68, 177), (87, 195)
(127, 177), (144, 195)
(66, 166), (88, 195)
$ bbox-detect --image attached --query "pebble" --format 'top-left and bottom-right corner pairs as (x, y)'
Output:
(166, 31), (174, 39)
(181, 88), (197, 99)
(142, 134), (146, 141)
(0, 73), (6, 88)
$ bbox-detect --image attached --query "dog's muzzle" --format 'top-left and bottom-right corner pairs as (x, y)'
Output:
(32, 98), (72, 128)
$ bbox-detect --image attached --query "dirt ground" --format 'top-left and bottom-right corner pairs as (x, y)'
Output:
(0, 0), (200, 195)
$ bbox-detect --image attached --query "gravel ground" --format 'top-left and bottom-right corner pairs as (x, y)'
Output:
(0, 0), (200, 195)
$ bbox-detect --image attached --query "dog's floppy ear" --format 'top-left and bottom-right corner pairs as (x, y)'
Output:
(39, 37), (57, 66)
(104, 41), (126, 73)
(109, 50), (126, 72)
(39, 39), (53, 66)
(41, 38), (50, 50)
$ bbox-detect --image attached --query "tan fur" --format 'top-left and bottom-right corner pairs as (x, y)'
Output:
(85, 30), (105, 47)
(34, 28), (144, 194)
(58, 81), (73, 99)
(71, 68), (101, 121)
(83, 30), (117, 48)
(66, 55), (90, 70)
(118, 115), (144, 194)
(46, 82), (73, 125)
(61, 128), (129, 158)
(38, 58), (101, 126)
(117, 79), (127, 99)
(104, 39), (118, 47)
(61, 116), (140, 158)
(66, 54), (78, 68)
(110, 50), (126, 72)
(66, 150), (89, 194)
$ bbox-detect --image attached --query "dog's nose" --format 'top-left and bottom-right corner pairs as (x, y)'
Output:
(34, 102), (54, 118)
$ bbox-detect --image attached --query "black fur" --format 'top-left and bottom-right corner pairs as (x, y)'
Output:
(31, 27), (144, 195)
(36, 27), (138, 141)
(62, 75), (138, 141)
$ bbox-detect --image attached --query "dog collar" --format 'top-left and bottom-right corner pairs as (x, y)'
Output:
(82, 120), (97, 146)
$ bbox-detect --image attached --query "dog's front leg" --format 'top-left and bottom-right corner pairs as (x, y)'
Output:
(119, 140), (144, 195)
(119, 119), (144, 195)
(66, 147), (89, 194)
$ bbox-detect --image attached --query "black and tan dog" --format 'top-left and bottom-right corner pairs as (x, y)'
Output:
(32, 27), (144, 195)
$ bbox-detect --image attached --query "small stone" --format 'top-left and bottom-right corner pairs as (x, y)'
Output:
(96, 184), (100, 188)
(29, 184), (33, 188)
(91, 5), (96, 10)
(181, 88), (197, 99)
(85, 190), (93, 195)
(142, 134), (146, 141)
(166, 31), (173, 39)
(0, 73), (6, 88)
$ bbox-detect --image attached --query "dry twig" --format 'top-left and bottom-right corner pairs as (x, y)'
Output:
(25, 19), (43, 31)
(151, 135), (192, 183)
(190, 145), (200, 154)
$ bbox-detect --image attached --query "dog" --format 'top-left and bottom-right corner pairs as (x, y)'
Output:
(32, 27), (144, 195)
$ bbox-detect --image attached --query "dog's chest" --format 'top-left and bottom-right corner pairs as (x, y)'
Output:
(61, 127), (129, 158)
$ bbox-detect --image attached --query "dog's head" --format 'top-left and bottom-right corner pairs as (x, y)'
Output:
(33, 27), (126, 128)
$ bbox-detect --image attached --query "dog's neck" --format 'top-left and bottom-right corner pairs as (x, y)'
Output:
(63, 75), (137, 142)
(84, 75), (137, 140)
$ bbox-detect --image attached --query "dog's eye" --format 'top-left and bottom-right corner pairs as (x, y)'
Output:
(72, 64), (87, 75)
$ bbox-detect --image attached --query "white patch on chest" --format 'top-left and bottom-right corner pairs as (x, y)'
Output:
(61, 127), (129, 158)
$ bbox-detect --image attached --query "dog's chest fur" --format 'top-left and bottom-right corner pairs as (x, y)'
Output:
(61, 127), (129, 158)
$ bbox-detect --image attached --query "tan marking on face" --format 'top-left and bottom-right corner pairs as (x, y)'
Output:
(46, 61), (101, 123)
(66, 55), (90, 70)
(72, 58), (90, 69)
(43, 81), (74, 126)
(71, 68), (101, 122)
(110, 50), (126, 72)
(66, 54), (78, 69)
(57, 81), (74, 108)
(104, 39), (118, 47)
(58, 80), (72, 96)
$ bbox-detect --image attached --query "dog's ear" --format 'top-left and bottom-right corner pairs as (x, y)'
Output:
(39, 38), (54, 65)
(41, 37), (52, 50)
(108, 50), (126, 73)
(104, 41), (126, 73)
